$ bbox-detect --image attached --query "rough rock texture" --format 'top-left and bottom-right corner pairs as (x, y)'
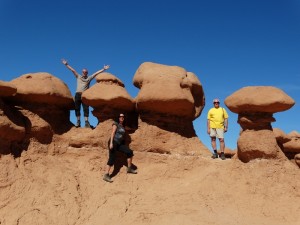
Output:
(225, 86), (294, 163)
(283, 131), (300, 158)
(225, 86), (295, 113)
(131, 62), (207, 155)
(7, 72), (74, 108)
(4, 73), (74, 134)
(273, 127), (291, 144)
(1, 71), (300, 225)
(0, 99), (26, 155)
(0, 138), (299, 225)
(133, 62), (205, 120)
(82, 72), (135, 122)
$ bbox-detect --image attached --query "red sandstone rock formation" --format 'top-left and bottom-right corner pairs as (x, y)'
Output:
(0, 72), (300, 225)
(225, 86), (295, 163)
(82, 72), (135, 123)
(130, 62), (208, 156)
(0, 81), (25, 155)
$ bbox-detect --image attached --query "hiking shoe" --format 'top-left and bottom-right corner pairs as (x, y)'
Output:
(103, 174), (113, 183)
(127, 167), (137, 174)
(220, 153), (226, 160)
(75, 120), (81, 128)
(85, 121), (91, 128)
(211, 153), (218, 159)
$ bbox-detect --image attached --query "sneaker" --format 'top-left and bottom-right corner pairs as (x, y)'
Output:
(103, 174), (113, 183)
(220, 153), (226, 160)
(127, 167), (137, 174)
(75, 120), (81, 128)
(211, 153), (218, 159)
(85, 121), (91, 128)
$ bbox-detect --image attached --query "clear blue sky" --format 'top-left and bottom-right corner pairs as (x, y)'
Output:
(0, 0), (299, 151)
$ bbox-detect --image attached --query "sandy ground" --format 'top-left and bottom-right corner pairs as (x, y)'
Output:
(0, 145), (299, 225)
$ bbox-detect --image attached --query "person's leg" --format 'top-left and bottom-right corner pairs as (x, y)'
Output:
(118, 145), (137, 174)
(219, 138), (226, 160)
(74, 93), (82, 127)
(103, 142), (116, 182)
(216, 129), (226, 160)
(82, 103), (91, 128)
(210, 128), (218, 158)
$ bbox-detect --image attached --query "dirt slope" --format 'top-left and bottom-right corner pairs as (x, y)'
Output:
(0, 143), (299, 225)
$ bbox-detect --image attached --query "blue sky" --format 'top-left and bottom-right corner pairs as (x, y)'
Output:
(0, 0), (299, 151)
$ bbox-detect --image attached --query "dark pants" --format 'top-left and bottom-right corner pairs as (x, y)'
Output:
(75, 92), (89, 117)
(107, 140), (134, 166)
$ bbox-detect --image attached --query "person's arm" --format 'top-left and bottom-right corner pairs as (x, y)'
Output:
(109, 124), (117, 150)
(90, 64), (110, 79)
(224, 118), (228, 132)
(61, 59), (80, 78)
(207, 119), (211, 135)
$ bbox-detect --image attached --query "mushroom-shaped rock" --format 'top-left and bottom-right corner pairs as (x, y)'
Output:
(4, 73), (74, 135)
(225, 86), (295, 114)
(82, 73), (134, 122)
(7, 73), (74, 109)
(225, 86), (294, 163)
(130, 62), (208, 156)
(0, 81), (17, 97)
(133, 62), (205, 120)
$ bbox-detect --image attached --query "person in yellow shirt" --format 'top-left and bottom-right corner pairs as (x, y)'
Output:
(207, 98), (229, 160)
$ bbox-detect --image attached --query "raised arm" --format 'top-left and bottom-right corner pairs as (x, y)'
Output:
(61, 59), (80, 78)
(90, 64), (110, 79)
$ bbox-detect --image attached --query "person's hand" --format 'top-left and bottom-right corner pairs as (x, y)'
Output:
(61, 59), (68, 65)
(207, 129), (210, 135)
(224, 127), (228, 133)
(103, 64), (110, 70)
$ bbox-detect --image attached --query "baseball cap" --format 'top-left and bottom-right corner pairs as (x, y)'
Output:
(213, 98), (220, 103)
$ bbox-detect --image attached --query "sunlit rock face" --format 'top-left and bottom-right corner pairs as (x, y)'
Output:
(225, 86), (295, 163)
(2, 73), (75, 147)
(82, 72), (135, 123)
(130, 62), (209, 156)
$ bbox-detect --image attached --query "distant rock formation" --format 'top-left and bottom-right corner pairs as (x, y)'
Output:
(225, 86), (295, 163)
(274, 128), (300, 167)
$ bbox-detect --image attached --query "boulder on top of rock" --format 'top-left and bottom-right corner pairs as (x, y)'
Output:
(6, 73), (74, 109)
(82, 72), (134, 122)
(225, 86), (295, 114)
(133, 62), (205, 120)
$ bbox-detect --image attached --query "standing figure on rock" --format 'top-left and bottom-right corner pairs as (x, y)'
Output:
(103, 113), (137, 183)
(207, 98), (229, 160)
(61, 59), (110, 128)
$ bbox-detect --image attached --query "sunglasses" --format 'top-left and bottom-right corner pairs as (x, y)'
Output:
(214, 102), (220, 104)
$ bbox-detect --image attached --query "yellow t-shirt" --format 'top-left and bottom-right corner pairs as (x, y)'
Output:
(207, 107), (229, 129)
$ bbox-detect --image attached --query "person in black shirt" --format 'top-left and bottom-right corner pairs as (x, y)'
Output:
(103, 113), (137, 182)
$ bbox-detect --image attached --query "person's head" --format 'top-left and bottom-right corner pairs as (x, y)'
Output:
(116, 113), (125, 125)
(82, 68), (88, 78)
(213, 98), (220, 108)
